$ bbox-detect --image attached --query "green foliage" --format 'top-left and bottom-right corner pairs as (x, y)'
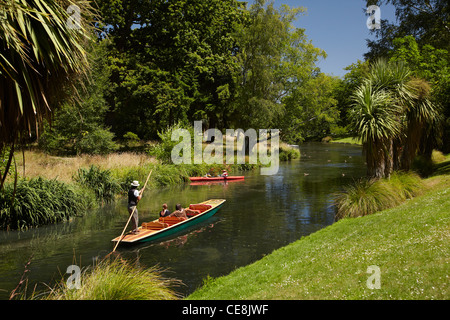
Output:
(365, 0), (450, 60)
(0, 0), (95, 149)
(279, 145), (300, 161)
(98, 0), (247, 139)
(333, 60), (371, 131)
(280, 73), (340, 142)
(78, 128), (119, 156)
(44, 257), (180, 300)
(364, 1), (450, 153)
(231, 0), (333, 140)
(334, 172), (424, 220)
(0, 177), (90, 230)
(350, 59), (440, 178)
(122, 132), (140, 149)
(73, 165), (121, 204)
(389, 35), (450, 153)
(38, 40), (119, 156)
(148, 123), (194, 164)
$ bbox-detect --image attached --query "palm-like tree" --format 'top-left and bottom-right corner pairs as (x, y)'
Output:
(351, 78), (402, 178)
(400, 78), (441, 171)
(350, 59), (439, 178)
(0, 0), (96, 189)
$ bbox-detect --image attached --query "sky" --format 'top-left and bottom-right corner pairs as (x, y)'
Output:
(260, 0), (397, 77)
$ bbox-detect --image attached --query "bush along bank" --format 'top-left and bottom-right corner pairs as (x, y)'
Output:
(43, 257), (181, 300)
(333, 171), (425, 220)
(0, 177), (94, 230)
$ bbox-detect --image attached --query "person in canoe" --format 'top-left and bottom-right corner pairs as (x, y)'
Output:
(160, 203), (170, 217)
(221, 169), (228, 178)
(169, 203), (187, 220)
(128, 180), (142, 234)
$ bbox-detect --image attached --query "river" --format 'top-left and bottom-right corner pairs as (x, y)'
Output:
(0, 142), (365, 299)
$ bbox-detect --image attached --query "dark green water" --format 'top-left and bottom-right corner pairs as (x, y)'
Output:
(0, 143), (365, 299)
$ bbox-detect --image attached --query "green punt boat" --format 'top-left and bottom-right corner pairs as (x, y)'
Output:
(112, 199), (225, 244)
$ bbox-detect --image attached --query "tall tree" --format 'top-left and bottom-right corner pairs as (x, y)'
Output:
(388, 35), (449, 154)
(98, 0), (246, 139)
(350, 59), (439, 178)
(365, 0), (450, 60)
(39, 40), (118, 156)
(231, 0), (328, 136)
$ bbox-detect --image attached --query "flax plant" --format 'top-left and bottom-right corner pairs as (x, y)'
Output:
(0, 0), (97, 190)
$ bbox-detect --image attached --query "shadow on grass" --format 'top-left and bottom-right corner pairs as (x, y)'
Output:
(433, 159), (450, 176)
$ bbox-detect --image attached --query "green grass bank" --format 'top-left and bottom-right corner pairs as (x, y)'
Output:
(328, 136), (362, 145)
(187, 173), (449, 300)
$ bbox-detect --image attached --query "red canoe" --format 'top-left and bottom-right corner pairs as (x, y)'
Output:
(189, 176), (245, 182)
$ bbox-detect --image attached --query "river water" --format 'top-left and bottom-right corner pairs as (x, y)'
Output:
(0, 143), (365, 299)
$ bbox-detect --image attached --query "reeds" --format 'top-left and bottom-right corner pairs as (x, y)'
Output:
(334, 172), (425, 220)
(279, 143), (300, 161)
(44, 257), (181, 300)
(0, 177), (90, 230)
(73, 165), (121, 204)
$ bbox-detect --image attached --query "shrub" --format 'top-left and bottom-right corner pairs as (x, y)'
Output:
(0, 177), (89, 230)
(73, 165), (121, 204)
(44, 257), (181, 300)
(334, 172), (425, 220)
(77, 128), (119, 155)
(279, 144), (300, 161)
(122, 132), (140, 149)
(148, 123), (194, 164)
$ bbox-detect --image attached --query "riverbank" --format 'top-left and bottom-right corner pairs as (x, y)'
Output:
(187, 163), (450, 299)
(1, 143), (299, 230)
(329, 137), (362, 145)
(11, 142), (300, 186)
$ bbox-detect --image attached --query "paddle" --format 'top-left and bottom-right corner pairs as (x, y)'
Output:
(111, 169), (153, 253)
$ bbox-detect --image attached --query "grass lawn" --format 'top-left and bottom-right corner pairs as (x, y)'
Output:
(329, 137), (362, 145)
(187, 173), (450, 300)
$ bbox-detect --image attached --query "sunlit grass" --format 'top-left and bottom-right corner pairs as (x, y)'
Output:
(188, 177), (449, 300)
(329, 137), (362, 145)
(334, 172), (424, 220)
(44, 257), (181, 300)
(13, 151), (157, 184)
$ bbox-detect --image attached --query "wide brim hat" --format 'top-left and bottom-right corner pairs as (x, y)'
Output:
(131, 180), (140, 187)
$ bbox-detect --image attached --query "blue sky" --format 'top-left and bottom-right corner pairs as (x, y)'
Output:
(257, 0), (397, 77)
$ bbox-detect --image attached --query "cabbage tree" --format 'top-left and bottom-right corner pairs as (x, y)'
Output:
(0, 0), (96, 189)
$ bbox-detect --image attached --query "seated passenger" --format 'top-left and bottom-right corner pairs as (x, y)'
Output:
(169, 203), (187, 219)
(221, 169), (228, 178)
(159, 203), (170, 217)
